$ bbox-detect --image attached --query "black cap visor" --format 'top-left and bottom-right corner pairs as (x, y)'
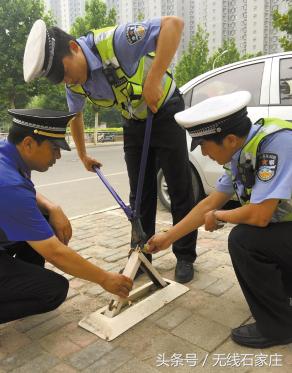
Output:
(51, 138), (71, 151)
(190, 137), (203, 151)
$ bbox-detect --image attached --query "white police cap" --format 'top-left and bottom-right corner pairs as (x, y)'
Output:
(175, 91), (251, 151)
(23, 20), (54, 82)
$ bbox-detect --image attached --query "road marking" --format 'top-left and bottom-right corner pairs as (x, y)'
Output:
(35, 172), (127, 188)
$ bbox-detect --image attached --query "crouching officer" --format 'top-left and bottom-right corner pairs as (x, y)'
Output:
(147, 90), (292, 348)
(0, 109), (132, 324)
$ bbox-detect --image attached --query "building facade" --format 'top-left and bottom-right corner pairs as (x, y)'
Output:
(44, 0), (85, 32)
(105, 0), (291, 60)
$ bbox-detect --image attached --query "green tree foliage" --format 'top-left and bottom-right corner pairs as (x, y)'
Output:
(27, 85), (68, 111)
(0, 0), (53, 128)
(70, 0), (116, 37)
(137, 12), (145, 22)
(273, 7), (292, 51)
(175, 27), (263, 88)
(174, 25), (209, 87)
(208, 39), (240, 70)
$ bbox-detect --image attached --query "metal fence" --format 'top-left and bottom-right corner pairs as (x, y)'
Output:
(0, 132), (123, 145)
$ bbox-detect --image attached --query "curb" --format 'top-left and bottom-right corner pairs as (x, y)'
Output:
(69, 141), (123, 149)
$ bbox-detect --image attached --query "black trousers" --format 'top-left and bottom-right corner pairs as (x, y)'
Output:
(0, 242), (69, 324)
(228, 222), (292, 339)
(123, 92), (197, 262)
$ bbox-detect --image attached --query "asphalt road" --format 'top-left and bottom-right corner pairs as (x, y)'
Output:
(32, 144), (130, 218)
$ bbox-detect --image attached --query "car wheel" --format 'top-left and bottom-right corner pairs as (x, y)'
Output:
(157, 166), (204, 211)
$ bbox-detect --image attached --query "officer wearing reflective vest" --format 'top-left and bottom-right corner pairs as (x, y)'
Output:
(23, 17), (197, 283)
(147, 90), (292, 348)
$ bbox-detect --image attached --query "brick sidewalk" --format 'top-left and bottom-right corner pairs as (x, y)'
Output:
(0, 206), (291, 372)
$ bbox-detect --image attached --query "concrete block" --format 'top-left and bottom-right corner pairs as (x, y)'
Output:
(0, 343), (42, 371)
(10, 352), (59, 373)
(66, 340), (114, 370)
(154, 306), (193, 330)
(172, 314), (231, 352)
(205, 279), (234, 296)
(26, 315), (70, 340)
(82, 347), (133, 373)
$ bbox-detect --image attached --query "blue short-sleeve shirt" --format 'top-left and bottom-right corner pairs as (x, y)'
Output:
(0, 140), (54, 249)
(66, 18), (161, 113)
(216, 123), (292, 203)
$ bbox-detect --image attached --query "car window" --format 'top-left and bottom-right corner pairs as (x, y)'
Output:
(279, 58), (292, 105)
(191, 62), (265, 107)
(183, 89), (192, 108)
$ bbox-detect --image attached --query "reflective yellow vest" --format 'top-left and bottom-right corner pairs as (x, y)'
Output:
(227, 118), (292, 222)
(67, 26), (176, 120)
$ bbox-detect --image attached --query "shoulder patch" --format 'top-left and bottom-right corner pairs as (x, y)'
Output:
(126, 24), (146, 45)
(256, 153), (278, 182)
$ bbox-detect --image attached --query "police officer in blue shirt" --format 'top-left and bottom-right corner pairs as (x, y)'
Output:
(23, 17), (197, 283)
(147, 91), (292, 348)
(0, 109), (132, 324)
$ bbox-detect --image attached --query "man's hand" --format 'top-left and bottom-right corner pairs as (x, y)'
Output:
(146, 231), (172, 254)
(101, 272), (133, 298)
(49, 206), (72, 245)
(81, 154), (102, 172)
(142, 76), (163, 113)
(204, 210), (224, 232)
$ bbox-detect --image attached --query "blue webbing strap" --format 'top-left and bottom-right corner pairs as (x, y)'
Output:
(134, 109), (154, 218)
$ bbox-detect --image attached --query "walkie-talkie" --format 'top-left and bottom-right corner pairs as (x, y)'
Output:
(103, 65), (120, 86)
(238, 159), (255, 189)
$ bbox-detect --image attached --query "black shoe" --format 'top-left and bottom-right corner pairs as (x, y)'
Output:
(175, 260), (194, 283)
(231, 322), (292, 348)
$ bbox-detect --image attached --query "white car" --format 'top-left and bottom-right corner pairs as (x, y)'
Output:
(158, 51), (292, 209)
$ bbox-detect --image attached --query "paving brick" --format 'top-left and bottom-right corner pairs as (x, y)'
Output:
(86, 284), (105, 296)
(14, 310), (60, 333)
(26, 315), (70, 340)
(188, 271), (219, 290)
(172, 314), (231, 352)
(195, 296), (251, 328)
(179, 288), (217, 310)
(71, 242), (91, 251)
(113, 358), (160, 373)
(50, 363), (78, 373)
(66, 340), (114, 370)
(69, 278), (87, 290)
(154, 307), (193, 330)
(0, 343), (43, 371)
(221, 284), (248, 309)
(40, 327), (82, 358)
(0, 328), (31, 355)
(209, 265), (237, 283)
(66, 287), (78, 300)
(10, 352), (59, 373)
(82, 347), (133, 373)
(65, 325), (98, 348)
(112, 320), (169, 356)
(104, 251), (128, 262)
(205, 278), (234, 296)
(154, 253), (176, 271)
